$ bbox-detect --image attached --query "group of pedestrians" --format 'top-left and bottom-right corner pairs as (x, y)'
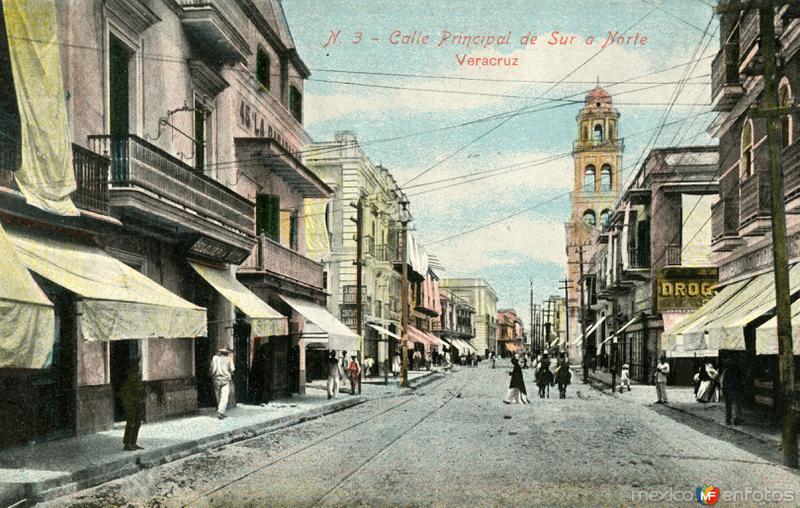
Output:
(503, 352), (573, 404)
(326, 350), (361, 399)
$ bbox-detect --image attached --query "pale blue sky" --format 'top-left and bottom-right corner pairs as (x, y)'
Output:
(283, 0), (718, 325)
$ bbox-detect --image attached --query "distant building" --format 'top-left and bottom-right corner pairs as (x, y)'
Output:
(439, 278), (497, 357)
(497, 309), (524, 356)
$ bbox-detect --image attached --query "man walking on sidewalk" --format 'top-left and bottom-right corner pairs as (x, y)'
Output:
(654, 354), (670, 404)
(327, 350), (342, 399)
(347, 355), (361, 395)
(722, 357), (743, 425)
(121, 358), (144, 451)
(211, 347), (235, 419)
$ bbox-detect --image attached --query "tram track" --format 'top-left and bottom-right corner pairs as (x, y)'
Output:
(180, 371), (463, 507)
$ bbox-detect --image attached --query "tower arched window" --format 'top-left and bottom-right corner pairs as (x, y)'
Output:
(599, 209), (611, 229)
(601, 164), (613, 191)
(593, 124), (603, 141)
(583, 209), (596, 227)
(583, 165), (596, 192)
(740, 119), (754, 178)
(779, 78), (793, 148)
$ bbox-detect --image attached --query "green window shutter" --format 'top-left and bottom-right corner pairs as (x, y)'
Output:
(290, 211), (298, 251)
(268, 195), (280, 242)
(256, 194), (268, 236)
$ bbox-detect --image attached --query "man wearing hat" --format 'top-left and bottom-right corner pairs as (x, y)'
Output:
(211, 346), (235, 419)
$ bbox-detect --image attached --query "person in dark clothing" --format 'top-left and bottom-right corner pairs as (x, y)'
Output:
(503, 357), (529, 404)
(536, 354), (552, 398)
(555, 358), (572, 399)
(722, 358), (743, 425)
(251, 342), (272, 405)
(120, 358), (144, 451)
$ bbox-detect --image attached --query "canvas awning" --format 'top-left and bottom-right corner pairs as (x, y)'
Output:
(599, 315), (638, 347)
(279, 295), (360, 351)
(505, 343), (519, 353)
(451, 339), (476, 354)
(367, 323), (401, 341)
(7, 227), (206, 342)
(0, 221), (55, 368)
(755, 298), (800, 355)
(407, 325), (443, 348)
(662, 278), (751, 352)
(575, 315), (607, 348)
(700, 264), (800, 351)
(189, 261), (286, 338)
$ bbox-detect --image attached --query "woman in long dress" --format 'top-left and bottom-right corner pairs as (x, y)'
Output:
(696, 361), (719, 402)
(503, 357), (530, 404)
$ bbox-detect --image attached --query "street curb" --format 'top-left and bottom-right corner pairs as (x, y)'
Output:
(5, 396), (366, 507)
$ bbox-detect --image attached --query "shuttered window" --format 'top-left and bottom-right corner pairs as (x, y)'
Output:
(256, 194), (280, 241)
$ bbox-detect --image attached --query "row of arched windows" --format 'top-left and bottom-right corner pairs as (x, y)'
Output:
(740, 78), (794, 178)
(583, 209), (611, 228)
(583, 164), (613, 192)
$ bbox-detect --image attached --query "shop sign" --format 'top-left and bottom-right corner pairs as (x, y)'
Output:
(655, 267), (718, 312)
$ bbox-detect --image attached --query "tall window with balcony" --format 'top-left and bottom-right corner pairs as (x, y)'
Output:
(256, 194), (280, 241)
(289, 86), (302, 123)
(109, 35), (133, 137)
(740, 119), (754, 178)
(194, 101), (212, 174)
(256, 48), (270, 92)
(779, 79), (793, 148)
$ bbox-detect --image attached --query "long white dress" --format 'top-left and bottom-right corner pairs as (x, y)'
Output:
(696, 364), (719, 402)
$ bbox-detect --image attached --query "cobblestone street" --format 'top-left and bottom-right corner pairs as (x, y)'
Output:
(41, 363), (800, 507)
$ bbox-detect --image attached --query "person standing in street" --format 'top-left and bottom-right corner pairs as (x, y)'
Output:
(618, 363), (631, 393)
(120, 358), (144, 451)
(654, 354), (670, 404)
(536, 353), (552, 398)
(392, 353), (401, 376)
(327, 350), (342, 399)
(413, 349), (421, 370)
(503, 357), (529, 404)
(347, 355), (361, 395)
(555, 358), (572, 399)
(721, 357), (743, 425)
(211, 347), (235, 419)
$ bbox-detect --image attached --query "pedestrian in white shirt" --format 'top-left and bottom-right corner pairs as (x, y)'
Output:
(654, 354), (670, 404)
(211, 347), (235, 419)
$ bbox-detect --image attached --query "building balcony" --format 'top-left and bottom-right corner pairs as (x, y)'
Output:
(239, 234), (324, 290)
(1, 142), (110, 216)
(784, 141), (800, 205)
(342, 285), (366, 305)
(711, 197), (743, 252)
(739, 170), (772, 235)
(711, 46), (743, 112)
(664, 244), (681, 267)
(174, 0), (251, 64)
(363, 235), (375, 257)
(88, 134), (255, 262)
(739, 10), (763, 76)
(627, 245), (650, 270)
(375, 244), (396, 263)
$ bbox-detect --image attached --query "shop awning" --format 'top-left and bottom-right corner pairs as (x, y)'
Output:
(367, 323), (401, 341)
(190, 261), (286, 338)
(505, 343), (519, 353)
(575, 315), (606, 348)
(279, 295), (360, 351)
(701, 264), (800, 350)
(451, 339), (476, 354)
(755, 298), (800, 355)
(599, 315), (638, 347)
(662, 278), (751, 352)
(0, 222), (55, 368)
(7, 227), (206, 342)
(407, 325), (430, 345)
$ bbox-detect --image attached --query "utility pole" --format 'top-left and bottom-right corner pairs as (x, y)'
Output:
(532, 304), (539, 351)
(399, 197), (411, 387)
(350, 198), (364, 395)
(716, 0), (796, 470)
(544, 298), (553, 349)
(579, 244), (588, 383)
(529, 279), (534, 351)
(559, 279), (570, 355)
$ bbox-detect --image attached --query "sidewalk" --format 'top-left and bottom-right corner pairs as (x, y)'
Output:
(306, 364), (449, 394)
(0, 393), (365, 507)
(586, 368), (783, 448)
